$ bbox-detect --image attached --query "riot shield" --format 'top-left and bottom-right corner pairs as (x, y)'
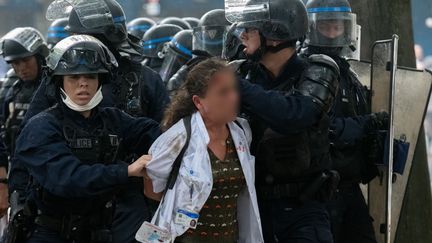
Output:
(349, 38), (432, 243)
(369, 36), (398, 243)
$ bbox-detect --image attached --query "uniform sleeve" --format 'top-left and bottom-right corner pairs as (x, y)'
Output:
(15, 113), (129, 198)
(22, 77), (57, 126)
(107, 108), (162, 156)
(330, 115), (371, 147)
(140, 66), (170, 122)
(146, 121), (187, 193)
(239, 78), (322, 134)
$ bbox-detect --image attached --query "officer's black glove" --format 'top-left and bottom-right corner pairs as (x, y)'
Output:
(364, 111), (389, 160)
(365, 111), (389, 133)
(364, 130), (386, 164)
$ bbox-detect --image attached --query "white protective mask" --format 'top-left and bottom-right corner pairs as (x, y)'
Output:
(60, 86), (103, 112)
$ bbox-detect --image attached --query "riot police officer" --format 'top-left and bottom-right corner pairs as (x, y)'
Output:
(127, 17), (157, 40)
(142, 24), (183, 72)
(0, 27), (48, 241)
(0, 26), (48, 165)
(225, 0), (341, 242)
(159, 29), (193, 86)
(303, 0), (387, 242)
(14, 35), (160, 243)
(47, 18), (70, 49)
(193, 9), (230, 57)
(164, 9), (231, 95)
(39, 0), (169, 120)
(9, 1), (169, 242)
(159, 17), (192, 30)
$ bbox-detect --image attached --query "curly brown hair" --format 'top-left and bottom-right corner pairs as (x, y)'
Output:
(161, 58), (230, 130)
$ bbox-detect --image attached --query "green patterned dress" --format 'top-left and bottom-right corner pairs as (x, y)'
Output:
(176, 134), (246, 243)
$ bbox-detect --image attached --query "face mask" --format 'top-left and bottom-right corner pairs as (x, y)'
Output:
(60, 86), (103, 112)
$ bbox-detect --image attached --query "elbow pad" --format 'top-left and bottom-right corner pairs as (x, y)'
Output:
(297, 54), (340, 112)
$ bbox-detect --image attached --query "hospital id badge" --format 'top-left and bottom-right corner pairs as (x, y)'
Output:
(174, 208), (199, 229)
(136, 221), (171, 243)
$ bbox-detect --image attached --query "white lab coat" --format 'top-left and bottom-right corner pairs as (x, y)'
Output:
(136, 112), (264, 243)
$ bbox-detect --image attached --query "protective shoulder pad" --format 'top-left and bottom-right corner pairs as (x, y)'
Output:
(308, 54), (340, 74)
(297, 54), (340, 112)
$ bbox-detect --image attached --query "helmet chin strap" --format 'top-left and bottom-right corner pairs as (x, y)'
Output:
(246, 33), (297, 62)
(245, 34), (267, 62)
(266, 41), (295, 53)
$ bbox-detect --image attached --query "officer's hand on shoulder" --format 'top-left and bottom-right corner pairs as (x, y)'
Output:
(128, 155), (152, 177)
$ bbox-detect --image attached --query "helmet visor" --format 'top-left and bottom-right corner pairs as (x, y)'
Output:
(142, 37), (173, 58)
(224, 0), (270, 23)
(159, 48), (189, 84)
(46, 0), (114, 29)
(0, 28), (46, 55)
(193, 26), (228, 57)
(307, 12), (357, 48)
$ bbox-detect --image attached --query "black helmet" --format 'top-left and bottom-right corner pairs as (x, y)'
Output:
(127, 17), (157, 39)
(47, 18), (70, 49)
(160, 17), (192, 30)
(46, 0), (128, 44)
(47, 35), (118, 76)
(159, 30), (193, 84)
(193, 9), (230, 57)
(182, 17), (200, 28)
(305, 0), (357, 49)
(225, 0), (308, 42)
(142, 24), (183, 59)
(0, 27), (49, 62)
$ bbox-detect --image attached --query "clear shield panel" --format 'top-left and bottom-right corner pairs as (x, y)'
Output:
(224, 0), (270, 23)
(46, 0), (113, 29)
(0, 27), (46, 54)
(362, 38), (432, 243)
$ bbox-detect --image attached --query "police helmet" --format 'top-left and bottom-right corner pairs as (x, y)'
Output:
(0, 27), (49, 62)
(160, 17), (192, 30)
(182, 17), (200, 28)
(47, 35), (118, 77)
(305, 0), (357, 48)
(46, 0), (128, 44)
(127, 17), (157, 39)
(193, 9), (230, 57)
(159, 30), (193, 84)
(225, 0), (308, 42)
(47, 18), (70, 49)
(142, 24), (183, 59)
